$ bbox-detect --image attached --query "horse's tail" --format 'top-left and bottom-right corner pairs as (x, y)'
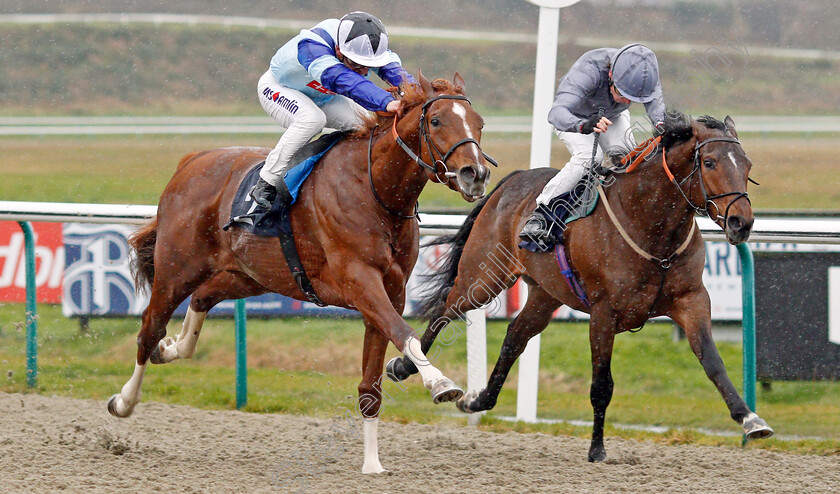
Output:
(129, 217), (158, 293)
(416, 170), (524, 320)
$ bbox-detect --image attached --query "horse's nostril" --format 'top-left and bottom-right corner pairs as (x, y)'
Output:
(727, 215), (744, 231)
(459, 166), (476, 181)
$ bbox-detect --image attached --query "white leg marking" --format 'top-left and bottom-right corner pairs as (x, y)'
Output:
(728, 151), (738, 170)
(742, 411), (759, 424)
(405, 336), (445, 389)
(158, 308), (207, 362)
(452, 103), (481, 161)
(114, 362), (146, 416)
(361, 418), (385, 474)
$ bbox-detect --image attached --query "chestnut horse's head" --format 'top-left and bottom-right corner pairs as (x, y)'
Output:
(662, 113), (755, 244)
(395, 72), (494, 202)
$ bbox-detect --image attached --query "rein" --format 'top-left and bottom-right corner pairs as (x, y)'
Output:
(367, 124), (418, 219)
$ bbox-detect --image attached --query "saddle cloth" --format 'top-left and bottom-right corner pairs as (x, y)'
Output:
(519, 173), (601, 253)
(226, 131), (346, 237)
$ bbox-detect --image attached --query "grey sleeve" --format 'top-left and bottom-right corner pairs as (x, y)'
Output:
(644, 82), (666, 124)
(547, 60), (600, 133)
(547, 90), (588, 133)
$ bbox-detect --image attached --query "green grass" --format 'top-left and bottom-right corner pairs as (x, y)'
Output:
(2, 303), (839, 456)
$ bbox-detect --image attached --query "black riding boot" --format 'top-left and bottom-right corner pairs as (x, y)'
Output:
(249, 177), (277, 209)
(519, 204), (561, 245)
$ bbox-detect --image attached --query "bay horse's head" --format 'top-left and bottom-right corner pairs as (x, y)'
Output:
(661, 112), (755, 244)
(394, 72), (494, 202)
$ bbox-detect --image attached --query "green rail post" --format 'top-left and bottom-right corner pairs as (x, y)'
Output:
(737, 243), (756, 445)
(17, 221), (38, 388)
(234, 299), (247, 409)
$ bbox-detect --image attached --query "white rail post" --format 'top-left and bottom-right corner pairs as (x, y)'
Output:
(517, 0), (580, 423)
(466, 309), (487, 425)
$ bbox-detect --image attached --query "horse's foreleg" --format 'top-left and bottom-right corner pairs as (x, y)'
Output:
(587, 307), (617, 462)
(387, 263), (512, 383)
(358, 321), (390, 474)
(457, 285), (559, 413)
(346, 264), (463, 404)
(669, 291), (774, 439)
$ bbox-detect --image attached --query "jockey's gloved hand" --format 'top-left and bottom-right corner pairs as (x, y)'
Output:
(580, 114), (603, 134)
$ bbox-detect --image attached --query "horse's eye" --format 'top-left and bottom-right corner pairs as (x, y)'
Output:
(704, 159), (715, 169)
(430, 117), (440, 127)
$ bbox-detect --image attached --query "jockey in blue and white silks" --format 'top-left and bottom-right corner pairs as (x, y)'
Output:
(520, 44), (667, 244)
(251, 11), (416, 208)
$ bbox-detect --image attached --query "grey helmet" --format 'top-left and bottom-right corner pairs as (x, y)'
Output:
(337, 12), (391, 68)
(610, 44), (660, 104)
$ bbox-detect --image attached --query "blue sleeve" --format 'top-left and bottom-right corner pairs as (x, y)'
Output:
(320, 65), (394, 112)
(376, 62), (416, 88)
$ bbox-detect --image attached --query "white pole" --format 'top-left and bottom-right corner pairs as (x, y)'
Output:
(517, 0), (580, 423)
(466, 309), (487, 425)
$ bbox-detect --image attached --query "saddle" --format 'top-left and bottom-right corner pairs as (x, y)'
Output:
(224, 131), (348, 307)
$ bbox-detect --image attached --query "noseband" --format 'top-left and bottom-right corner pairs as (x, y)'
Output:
(665, 137), (751, 224)
(391, 95), (498, 183)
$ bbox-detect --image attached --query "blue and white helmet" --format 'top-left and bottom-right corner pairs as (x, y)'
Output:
(610, 44), (660, 104)
(337, 12), (391, 68)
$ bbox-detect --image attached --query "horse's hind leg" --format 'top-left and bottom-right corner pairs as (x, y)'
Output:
(457, 285), (559, 413)
(669, 291), (774, 439)
(150, 271), (266, 364)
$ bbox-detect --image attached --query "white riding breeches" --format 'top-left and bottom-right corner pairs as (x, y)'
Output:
(257, 70), (367, 186)
(536, 110), (636, 206)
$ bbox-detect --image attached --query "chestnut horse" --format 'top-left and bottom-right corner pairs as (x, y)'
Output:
(107, 74), (493, 473)
(386, 112), (774, 462)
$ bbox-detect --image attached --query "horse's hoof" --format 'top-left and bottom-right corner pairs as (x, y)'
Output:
(588, 448), (607, 463)
(431, 379), (464, 404)
(107, 394), (129, 418)
(149, 337), (174, 365)
(385, 357), (416, 382)
(456, 390), (480, 413)
(743, 412), (774, 440)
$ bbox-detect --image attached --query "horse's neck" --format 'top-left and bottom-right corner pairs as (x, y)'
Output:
(607, 154), (696, 255)
(369, 122), (429, 217)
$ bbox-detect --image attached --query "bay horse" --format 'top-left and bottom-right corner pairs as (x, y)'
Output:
(386, 112), (774, 462)
(107, 73), (493, 474)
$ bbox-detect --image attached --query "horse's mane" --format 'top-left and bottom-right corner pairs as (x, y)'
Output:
(351, 78), (462, 138)
(608, 108), (721, 167)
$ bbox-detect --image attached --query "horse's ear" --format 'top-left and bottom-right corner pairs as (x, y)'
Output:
(418, 70), (434, 97)
(453, 72), (466, 94)
(724, 115), (738, 138)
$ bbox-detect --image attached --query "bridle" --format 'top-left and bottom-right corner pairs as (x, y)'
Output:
(667, 137), (752, 225)
(392, 94), (497, 183)
(367, 94), (498, 219)
(621, 134), (752, 226)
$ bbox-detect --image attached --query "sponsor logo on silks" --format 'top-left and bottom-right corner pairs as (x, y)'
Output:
(261, 87), (300, 114)
(306, 80), (337, 95)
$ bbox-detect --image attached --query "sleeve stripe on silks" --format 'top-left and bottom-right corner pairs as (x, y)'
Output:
(310, 27), (335, 48)
(377, 61), (416, 88)
(320, 65), (393, 111)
